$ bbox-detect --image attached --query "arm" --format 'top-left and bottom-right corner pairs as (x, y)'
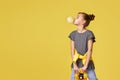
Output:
(70, 40), (77, 65)
(70, 40), (80, 73)
(70, 40), (75, 61)
(84, 39), (94, 68)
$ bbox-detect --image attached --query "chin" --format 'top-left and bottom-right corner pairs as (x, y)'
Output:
(73, 22), (78, 25)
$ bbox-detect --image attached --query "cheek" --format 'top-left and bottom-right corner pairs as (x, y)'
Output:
(74, 19), (80, 24)
(81, 20), (85, 24)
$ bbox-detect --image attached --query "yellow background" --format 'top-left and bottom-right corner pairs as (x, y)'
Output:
(0, 0), (120, 80)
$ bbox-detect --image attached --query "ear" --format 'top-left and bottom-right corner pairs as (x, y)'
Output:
(83, 20), (86, 24)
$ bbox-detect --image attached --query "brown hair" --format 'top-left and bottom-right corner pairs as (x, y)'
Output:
(78, 12), (95, 27)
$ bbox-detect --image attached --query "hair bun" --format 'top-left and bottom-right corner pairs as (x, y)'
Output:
(89, 14), (95, 21)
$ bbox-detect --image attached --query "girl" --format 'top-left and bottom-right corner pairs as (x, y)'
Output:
(68, 12), (98, 80)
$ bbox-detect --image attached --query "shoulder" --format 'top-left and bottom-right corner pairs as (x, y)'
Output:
(87, 30), (95, 35)
(71, 29), (77, 33)
(87, 30), (96, 42)
(69, 30), (77, 35)
(87, 29), (93, 33)
(68, 30), (77, 41)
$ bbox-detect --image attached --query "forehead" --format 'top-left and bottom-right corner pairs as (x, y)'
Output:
(77, 14), (84, 19)
(78, 13), (84, 17)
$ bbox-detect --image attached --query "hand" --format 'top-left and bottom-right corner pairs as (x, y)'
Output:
(81, 65), (88, 72)
(73, 64), (79, 73)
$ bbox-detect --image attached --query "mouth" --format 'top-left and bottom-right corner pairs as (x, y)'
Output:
(73, 19), (76, 24)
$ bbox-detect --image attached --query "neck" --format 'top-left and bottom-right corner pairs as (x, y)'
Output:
(77, 24), (86, 32)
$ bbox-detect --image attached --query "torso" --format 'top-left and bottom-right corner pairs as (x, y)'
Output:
(74, 29), (90, 55)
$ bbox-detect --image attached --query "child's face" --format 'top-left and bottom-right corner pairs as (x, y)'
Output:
(73, 14), (86, 25)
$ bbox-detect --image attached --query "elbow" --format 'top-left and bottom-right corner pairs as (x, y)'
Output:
(87, 49), (92, 54)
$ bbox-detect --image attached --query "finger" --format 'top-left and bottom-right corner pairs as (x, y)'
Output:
(75, 70), (78, 74)
(81, 69), (84, 73)
(76, 70), (79, 74)
(78, 69), (80, 72)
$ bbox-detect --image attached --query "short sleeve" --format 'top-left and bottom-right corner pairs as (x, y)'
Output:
(88, 31), (96, 43)
(68, 31), (75, 41)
